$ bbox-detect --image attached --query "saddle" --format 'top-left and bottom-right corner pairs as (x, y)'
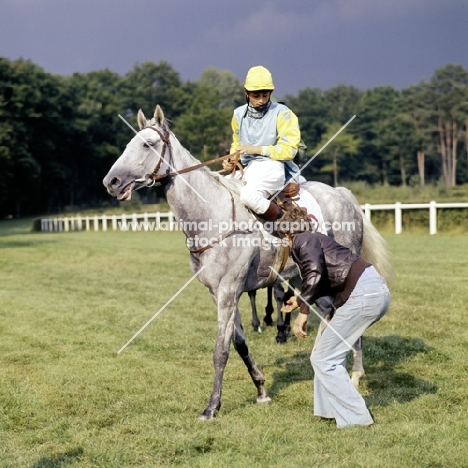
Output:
(276, 182), (300, 203)
(256, 182), (301, 222)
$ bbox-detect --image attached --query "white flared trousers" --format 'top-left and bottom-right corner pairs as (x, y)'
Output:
(311, 273), (390, 428)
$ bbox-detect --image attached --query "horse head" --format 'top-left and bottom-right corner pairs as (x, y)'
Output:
(103, 105), (171, 201)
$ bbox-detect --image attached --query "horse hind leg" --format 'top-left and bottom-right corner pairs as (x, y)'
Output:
(282, 288), (294, 337)
(263, 285), (274, 327)
(248, 290), (262, 332)
(351, 337), (364, 388)
(232, 310), (271, 404)
(275, 283), (294, 344)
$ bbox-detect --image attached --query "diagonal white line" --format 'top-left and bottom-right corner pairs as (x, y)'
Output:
(270, 115), (356, 201)
(118, 114), (208, 203)
(117, 266), (206, 354)
(269, 266), (356, 352)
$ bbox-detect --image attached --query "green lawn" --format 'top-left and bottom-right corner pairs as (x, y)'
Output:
(1, 218), (468, 467)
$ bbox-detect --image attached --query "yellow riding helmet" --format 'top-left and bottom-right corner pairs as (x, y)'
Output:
(244, 66), (275, 91)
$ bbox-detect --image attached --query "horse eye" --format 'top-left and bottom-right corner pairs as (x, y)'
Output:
(143, 141), (154, 148)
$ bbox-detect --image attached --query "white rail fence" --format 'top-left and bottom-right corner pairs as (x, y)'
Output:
(362, 201), (468, 234)
(39, 201), (468, 235)
(40, 212), (177, 233)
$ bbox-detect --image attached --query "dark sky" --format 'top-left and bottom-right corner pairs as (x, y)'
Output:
(1, 0), (467, 98)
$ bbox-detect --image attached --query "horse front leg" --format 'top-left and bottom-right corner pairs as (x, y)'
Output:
(247, 290), (262, 333)
(199, 291), (270, 420)
(199, 302), (234, 421)
(232, 310), (270, 404)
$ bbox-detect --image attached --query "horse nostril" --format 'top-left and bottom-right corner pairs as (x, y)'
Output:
(110, 177), (120, 187)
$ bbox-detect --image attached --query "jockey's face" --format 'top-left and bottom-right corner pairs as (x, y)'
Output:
(246, 90), (271, 109)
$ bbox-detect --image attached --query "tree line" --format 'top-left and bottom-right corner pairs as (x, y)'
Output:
(1, 57), (467, 217)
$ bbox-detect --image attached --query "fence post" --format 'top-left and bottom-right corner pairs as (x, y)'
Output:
(429, 201), (437, 235)
(102, 214), (107, 232)
(364, 203), (371, 222)
(395, 202), (402, 234)
(93, 215), (99, 231)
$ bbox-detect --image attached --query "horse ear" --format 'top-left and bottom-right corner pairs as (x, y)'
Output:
(154, 105), (166, 128)
(137, 109), (147, 130)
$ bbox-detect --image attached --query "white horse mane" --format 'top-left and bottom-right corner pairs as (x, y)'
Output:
(210, 171), (243, 196)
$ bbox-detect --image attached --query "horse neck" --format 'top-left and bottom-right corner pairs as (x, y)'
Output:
(164, 135), (231, 225)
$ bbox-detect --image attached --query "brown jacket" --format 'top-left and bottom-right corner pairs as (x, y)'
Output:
(291, 232), (371, 314)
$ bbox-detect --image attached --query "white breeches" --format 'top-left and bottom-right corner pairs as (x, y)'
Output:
(240, 159), (285, 214)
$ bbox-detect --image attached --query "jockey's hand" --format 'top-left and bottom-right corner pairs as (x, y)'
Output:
(237, 144), (261, 155)
(281, 296), (299, 313)
(293, 312), (308, 339)
(222, 159), (237, 172)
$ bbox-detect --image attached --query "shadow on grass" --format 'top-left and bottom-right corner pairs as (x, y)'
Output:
(0, 238), (57, 248)
(360, 335), (438, 406)
(30, 447), (84, 468)
(267, 334), (437, 407)
(0, 219), (58, 247)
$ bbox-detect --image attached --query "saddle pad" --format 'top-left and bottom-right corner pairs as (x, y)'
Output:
(295, 185), (326, 235)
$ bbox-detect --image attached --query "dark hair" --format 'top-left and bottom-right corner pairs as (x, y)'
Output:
(276, 203), (316, 238)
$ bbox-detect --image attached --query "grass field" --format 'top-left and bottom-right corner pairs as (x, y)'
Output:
(1, 218), (468, 467)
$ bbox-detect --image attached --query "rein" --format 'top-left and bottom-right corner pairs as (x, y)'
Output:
(142, 126), (241, 183)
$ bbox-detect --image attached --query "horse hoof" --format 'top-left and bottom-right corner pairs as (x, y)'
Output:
(198, 409), (217, 421)
(256, 326), (262, 333)
(275, 335), (288, 344)
(351, 371), (364, 388)
(257, 395), (271, 404)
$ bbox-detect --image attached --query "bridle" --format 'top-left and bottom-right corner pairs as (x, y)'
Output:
(134, 126), (174, 187)
(136, 126), (241, 187)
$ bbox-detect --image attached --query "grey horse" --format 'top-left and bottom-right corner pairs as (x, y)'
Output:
(103, 105), (392, 420)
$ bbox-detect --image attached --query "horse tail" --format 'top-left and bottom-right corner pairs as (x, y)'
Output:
(361, 215), (393, 285)
(335, 187), (393, 285)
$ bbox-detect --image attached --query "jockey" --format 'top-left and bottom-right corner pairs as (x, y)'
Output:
(227, 66), (301, 221)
